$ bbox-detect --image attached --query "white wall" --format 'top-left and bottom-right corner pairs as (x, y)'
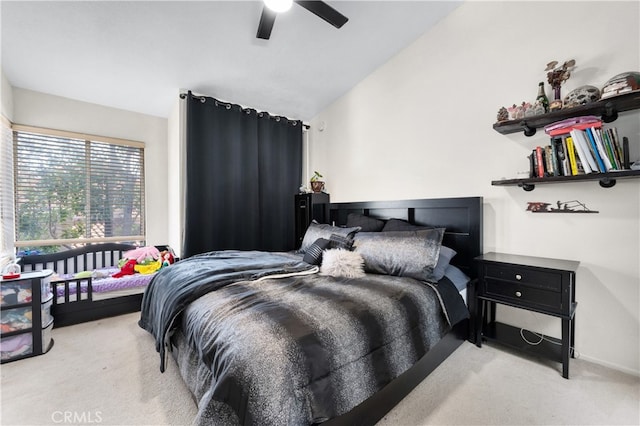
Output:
(11, 88), (169, 247)
(310, 1), (640, 375)
(167, 95), (186, 257)
(1, 69), (13, 121)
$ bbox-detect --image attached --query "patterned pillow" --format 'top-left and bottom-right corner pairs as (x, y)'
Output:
(353, 228), (445, 282)
(329, 233), (354, 251)
(303, 238), (331, 265)
(299, 221), (360, 254)
(320, 249), (366, 278)
(346, 213), (385, 232)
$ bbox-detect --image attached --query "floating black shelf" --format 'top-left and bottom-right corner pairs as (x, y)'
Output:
(492, 169), (640, 191)
(493, 91), (640, 136)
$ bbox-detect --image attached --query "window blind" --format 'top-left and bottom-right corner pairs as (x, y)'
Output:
(13, 127), (145, 252)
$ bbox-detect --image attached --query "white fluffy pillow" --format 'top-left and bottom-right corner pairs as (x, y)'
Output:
(320, 249), (366, 278)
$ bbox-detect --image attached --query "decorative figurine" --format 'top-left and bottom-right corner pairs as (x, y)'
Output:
(526, 199), (598, 213)
(507, 103), (528, 120)
(601, 71), (640, 99)
(526, 202), (551, 213)
(526, 101), (546, 116)
(563, 85), (600, 108)
(497, 106), (509, 122)
(546, 59), (576, 111)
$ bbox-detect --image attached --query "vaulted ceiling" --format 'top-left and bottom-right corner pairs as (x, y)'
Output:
(1, 1), (461, 120)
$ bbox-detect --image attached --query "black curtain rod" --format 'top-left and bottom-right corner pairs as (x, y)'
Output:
(179, 92), (310, 129)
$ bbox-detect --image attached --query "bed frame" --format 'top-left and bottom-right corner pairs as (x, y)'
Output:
(325, 196), (483, 425)
(18, 243), (142, 327)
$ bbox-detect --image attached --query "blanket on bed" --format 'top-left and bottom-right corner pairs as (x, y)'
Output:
(173, 272), (465, 425)
(138, 250), (318, 371)
(139, 249), (469, 425)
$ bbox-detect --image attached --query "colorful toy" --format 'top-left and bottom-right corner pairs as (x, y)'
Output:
(122, 246), (160, 264)
(160, 250), (175, 268)
(112, 259), (137, 278)
(112, 246), (174, 278)
(135, 259), (162, 275)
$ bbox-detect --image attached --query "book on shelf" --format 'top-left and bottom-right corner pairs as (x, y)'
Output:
(528, 151), (536, 178)
(544, 115), (601, 136)
(565, 136), (579, 175)
(608, 127), (630, 169)
(570, 129), (596, 173)
(610, 128), (625, 166)
(545, 145), (556, 176)
(549, 140), (560, 176)
(584, 127), (607, 172)
(601, 129), (619, 170)
(623, 137), (630, 169)
(560, 136), (571, 175)
(523, 120), (633, 181)
(590, 127), (614, 171)
(536, 146), (545, 178)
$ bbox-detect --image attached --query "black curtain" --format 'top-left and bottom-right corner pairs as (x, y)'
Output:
(183, 92), (302, 258)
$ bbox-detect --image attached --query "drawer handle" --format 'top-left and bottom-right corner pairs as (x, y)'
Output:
(515, 291), (522, 297)
(515, 274), (522, 280)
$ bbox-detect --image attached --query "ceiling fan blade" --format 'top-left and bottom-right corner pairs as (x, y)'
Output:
(256, 6), (277, 39)
(295, 1), (348, 28)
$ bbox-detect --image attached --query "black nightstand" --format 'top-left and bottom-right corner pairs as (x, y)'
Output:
(474, 252), (579, 378)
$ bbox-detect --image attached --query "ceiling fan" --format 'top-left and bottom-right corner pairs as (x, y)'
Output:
(257, 0), (349, 40)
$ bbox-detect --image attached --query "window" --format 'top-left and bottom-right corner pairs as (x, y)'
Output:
(13, 125), (145, 254)
(0, 116), (15, 268)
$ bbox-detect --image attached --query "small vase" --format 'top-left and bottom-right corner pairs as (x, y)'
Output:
(549, 85), (563, 111)
(310, 181), (325, 193)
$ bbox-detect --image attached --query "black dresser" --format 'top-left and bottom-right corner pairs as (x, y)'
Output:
(294, 192), (330, 248)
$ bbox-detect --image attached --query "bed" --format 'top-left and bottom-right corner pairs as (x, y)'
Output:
(139, 196), (483, 425)
(19, 243), (171, 327)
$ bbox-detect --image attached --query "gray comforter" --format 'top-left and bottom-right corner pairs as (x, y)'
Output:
(139, 250), (467, 425)
(139, 250), (317, 372)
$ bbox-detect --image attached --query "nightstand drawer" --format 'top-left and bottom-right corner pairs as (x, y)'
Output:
(485, 279), (561, 311)
(485, 264), (561, 292)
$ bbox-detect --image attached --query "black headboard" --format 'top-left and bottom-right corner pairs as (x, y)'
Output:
(329, 197), (483, 278)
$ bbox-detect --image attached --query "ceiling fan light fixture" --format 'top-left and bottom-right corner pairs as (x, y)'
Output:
(264, 0), (293, 13)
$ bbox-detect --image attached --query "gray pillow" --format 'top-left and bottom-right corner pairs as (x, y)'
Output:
(444, 264), (470, 291)
(380, 218), (454, 280)
(381, 218), (432, 232)
(299, 221), (360, 253)
(353, 228), (445, 281)
(432, 246), (457, 281)
(346, 213), (385, 232)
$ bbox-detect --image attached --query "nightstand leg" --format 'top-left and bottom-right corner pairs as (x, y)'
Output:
(570, 313), (576, 359)
(475, 299), (484, 347)
(489, 301), (496, 324)
(562, 318), (570, 379)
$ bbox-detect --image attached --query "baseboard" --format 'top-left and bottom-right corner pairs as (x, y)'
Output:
(579, 354), (640, 377)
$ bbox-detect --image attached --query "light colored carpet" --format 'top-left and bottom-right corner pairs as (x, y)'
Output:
(1, 312), (638, 426)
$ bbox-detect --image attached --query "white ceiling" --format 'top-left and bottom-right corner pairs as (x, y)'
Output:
(1, 1), (461, 121)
